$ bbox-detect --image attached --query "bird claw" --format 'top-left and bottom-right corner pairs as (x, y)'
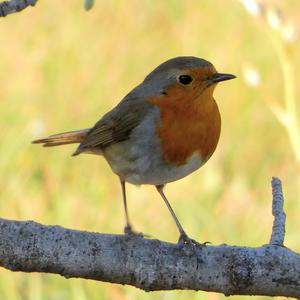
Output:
(123, 225), (143, 237)
(178, 233), (197, 246)
(178, 233), (207, 248)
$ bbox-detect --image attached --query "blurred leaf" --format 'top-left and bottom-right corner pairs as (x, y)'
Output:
(84, 0), (94, 11)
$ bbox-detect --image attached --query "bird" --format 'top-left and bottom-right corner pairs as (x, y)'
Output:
(33, 56), (235, 245)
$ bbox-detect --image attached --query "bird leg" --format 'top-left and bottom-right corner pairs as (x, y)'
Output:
(120, 179), (133, 234)
(120, 179), (142, 236)
(156, 184), (199, 246)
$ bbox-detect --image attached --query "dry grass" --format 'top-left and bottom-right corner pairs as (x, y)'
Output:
(0, 0), (299, 299)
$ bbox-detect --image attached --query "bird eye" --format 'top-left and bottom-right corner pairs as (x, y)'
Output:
(178, 75), (193, 85)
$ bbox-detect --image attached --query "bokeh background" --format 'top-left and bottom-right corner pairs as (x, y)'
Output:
(0, 0), (299, 299)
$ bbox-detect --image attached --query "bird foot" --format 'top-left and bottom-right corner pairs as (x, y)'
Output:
(178, 233), (208, 248)
(123, 225), (143, 237)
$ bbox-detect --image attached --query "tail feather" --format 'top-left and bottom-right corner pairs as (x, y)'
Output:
(32, 128), (90, 147)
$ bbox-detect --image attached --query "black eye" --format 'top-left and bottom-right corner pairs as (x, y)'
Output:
(178, 75), (193, 85)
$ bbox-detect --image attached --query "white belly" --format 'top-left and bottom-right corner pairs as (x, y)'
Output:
(102, 109), (204, 185)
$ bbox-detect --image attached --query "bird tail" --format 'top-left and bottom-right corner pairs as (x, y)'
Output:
(32, 128), (90, 147)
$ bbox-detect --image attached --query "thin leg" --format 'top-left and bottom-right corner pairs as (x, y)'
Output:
(120, 179), (133, 234)
(156, 184), (188, 238)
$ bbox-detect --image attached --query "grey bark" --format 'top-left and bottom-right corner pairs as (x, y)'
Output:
(0, 177), (299, 297)
(0, 218), (299, 297)
(269, 177), (286, 245)
(0, 0), (38, 17)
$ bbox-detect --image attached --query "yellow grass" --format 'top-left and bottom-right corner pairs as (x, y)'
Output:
(0, 0), (299, 299)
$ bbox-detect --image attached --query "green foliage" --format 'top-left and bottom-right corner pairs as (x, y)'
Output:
(0, 0), (299, 299)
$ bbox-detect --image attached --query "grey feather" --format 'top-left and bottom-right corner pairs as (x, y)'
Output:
(73, 91), (155, 155)
(73, 56), (211, 156)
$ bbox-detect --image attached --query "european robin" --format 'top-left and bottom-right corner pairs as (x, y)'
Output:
(33, 56), (235, 244)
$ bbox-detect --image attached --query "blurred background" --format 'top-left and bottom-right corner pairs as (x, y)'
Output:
(0, 0), (299, 299)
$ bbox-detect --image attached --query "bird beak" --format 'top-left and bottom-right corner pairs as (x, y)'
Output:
(211, 72), (236, 83)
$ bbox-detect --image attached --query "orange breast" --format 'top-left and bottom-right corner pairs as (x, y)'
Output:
(149, 86), (221, 165)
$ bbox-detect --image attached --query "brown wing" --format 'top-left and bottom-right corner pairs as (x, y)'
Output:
(32, 129), (90, 147)
(73, 95), (153, 155)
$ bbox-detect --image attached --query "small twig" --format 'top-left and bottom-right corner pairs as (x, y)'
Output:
(0, 0), (38, 17)
(269, 177), (286, 246)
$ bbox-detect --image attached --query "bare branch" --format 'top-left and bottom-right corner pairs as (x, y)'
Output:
(269, 177), (286, 245)
(0, 177), (298, 297)
(0, 0), (38, 17)
(0, 217), (299, 298)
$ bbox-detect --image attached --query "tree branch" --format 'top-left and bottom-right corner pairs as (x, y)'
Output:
(0, 0), (38, 17)
(0, 178), (299, 298)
